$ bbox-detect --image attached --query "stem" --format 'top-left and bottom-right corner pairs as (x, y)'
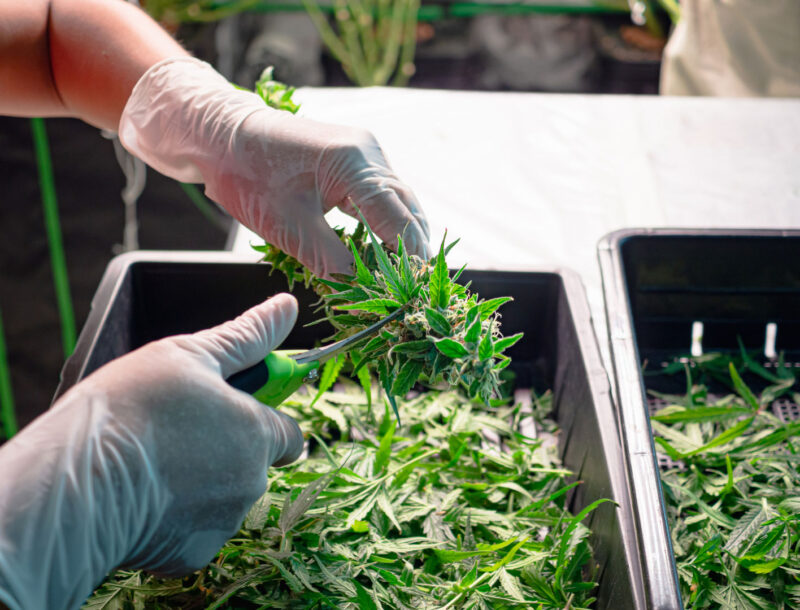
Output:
(179, 182), (230, 230)
(656, 0), (681, 24)
(391, 0), (419, 86)
(0, 306), (18, 439)
(31, 118), (76, 359)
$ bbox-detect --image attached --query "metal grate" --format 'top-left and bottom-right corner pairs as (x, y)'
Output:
(773, 398), (800, 423)
(647, 397), (686, 471)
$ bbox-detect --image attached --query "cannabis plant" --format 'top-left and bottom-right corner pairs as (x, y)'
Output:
(87, 384), (603, 609)
(648, 348), (800, 608)
(254, 222), (523, 422)
(302, 0), (419, 86)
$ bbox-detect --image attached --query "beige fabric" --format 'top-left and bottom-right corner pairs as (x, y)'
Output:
(660, 0), (800, 97)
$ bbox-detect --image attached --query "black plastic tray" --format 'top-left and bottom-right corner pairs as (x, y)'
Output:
(598, 228), (800, 610)
(55, 250), (645, 608)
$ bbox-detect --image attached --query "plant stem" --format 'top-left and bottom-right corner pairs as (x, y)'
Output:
(31, 118), (76, 359)
(179, 182), (230, 230)
(0, 306), (18, 439)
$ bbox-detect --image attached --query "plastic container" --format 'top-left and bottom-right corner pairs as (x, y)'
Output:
(597, 228), (800, 610)
(55, 250), (646, 609)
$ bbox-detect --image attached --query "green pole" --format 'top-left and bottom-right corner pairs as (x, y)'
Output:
(31, 118), (76, 359)
(0, 306), (18, 439)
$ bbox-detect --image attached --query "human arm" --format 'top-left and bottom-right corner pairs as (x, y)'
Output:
(0, 0), (187, 130)
(0, 294), (304, 610)
(0, 0), (430, 276)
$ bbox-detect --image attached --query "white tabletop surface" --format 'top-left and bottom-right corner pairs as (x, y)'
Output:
(230, 87), (800, 356)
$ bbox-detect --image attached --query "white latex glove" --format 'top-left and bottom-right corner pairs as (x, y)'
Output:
(0, 294), (303, 610)
(118, 57), (431, 277)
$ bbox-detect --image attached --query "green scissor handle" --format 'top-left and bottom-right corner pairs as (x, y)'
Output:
(227, 350), (320, 407)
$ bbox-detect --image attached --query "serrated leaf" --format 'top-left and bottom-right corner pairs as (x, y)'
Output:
(425, 308), (452, 336)
(279, 475), (330, 534)
(349, 237), (375, 288)
(434, 338), (469, 359)
(244, 493), (272, 531)
(360, 214), (407, 302)
(389, 340), (430, 356)
(391, 359), (423, 397)
(430, 237), (451, 309)
(464, 318), (482, 344)
(652, 405), (753, 424)
(356, 366), (372, 408)
(312, 354), (347, 406)
(351, 581), (379, 610)
(422, 510), (455, 543)
(478, 297), (512, 321)
(493, 332), (523, 354)
(729, 362), (760, 410)
(375, 419), (397, 474)
(478, 331), (494, 361)
(337, 298), (402, 314)
(498, 568), (526, 602)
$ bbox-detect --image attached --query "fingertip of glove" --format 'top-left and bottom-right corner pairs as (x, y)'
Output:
(265, 408), (305, 467)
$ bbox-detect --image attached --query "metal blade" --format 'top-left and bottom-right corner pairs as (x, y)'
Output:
(292, 306), (406, 366)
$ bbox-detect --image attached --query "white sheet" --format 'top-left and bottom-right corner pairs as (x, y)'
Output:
(231, 88), (800, 356)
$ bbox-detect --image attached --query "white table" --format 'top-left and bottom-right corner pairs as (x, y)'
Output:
(231, 88), (800, 356)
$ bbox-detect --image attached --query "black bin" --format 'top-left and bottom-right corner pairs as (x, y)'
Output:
(598, 228), (800, 609)
(56, 250), (646, 609)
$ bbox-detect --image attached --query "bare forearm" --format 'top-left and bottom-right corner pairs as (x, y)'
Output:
(0, 0), (188, 130)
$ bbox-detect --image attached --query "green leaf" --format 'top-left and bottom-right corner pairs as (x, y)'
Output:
(684, 416), (755, 457)
(349, 237), (375, 288)
(279, 475), (330, 534)
(651, 405), (753, 424)
(356, 366), (372, 408)
(465, 304), (479, 329)
(478, 331), (494, 361)
(351, 581), (379, 610)
(375, 419), (397, 474)
(243, 492), (272, 531)
(351, 520), (370, 533)
(391, 359), (423, 397)
(464, 318), (482, 344)
(429, 236), (451, 309)
(480, 536), (528, 573)
(729, 362), (760, 410)
(360, 214), (407, 302)
(434, 338), (469, 359)
(337, 298), (402, 314)
(425, 307), (452, 336)
(493, 332), (523, 354)
(389, 340), (430, 356)
(478, 297), (512, 321)
(312, 354), (346, 406)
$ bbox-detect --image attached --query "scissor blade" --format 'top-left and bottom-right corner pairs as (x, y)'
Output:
(292, 306), (406, 365)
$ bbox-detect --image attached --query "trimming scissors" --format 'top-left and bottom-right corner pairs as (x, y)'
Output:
(227, 306), (405, 406)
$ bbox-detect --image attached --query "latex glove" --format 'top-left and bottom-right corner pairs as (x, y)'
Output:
(118, 57), (431, 277)
(0, 294), (303, 610)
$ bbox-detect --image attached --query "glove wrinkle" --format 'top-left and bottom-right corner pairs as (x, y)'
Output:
(118, 57), (431, 277)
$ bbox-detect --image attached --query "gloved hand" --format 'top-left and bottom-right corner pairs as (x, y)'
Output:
(118, 57), (431, 278)
(0, 294), (304, 610)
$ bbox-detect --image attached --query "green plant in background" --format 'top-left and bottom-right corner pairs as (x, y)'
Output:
(254, 222), (523, 421)
(87, 385), (604, 608)
(649, 348), (800, 608)
(302, 0), (419, 86)
(141, 0), (259, 25)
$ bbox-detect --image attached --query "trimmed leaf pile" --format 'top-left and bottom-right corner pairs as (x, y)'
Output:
(648, 348), (800, 608)
(86, 385), (603, 608)
(254, 223), (523, 421)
